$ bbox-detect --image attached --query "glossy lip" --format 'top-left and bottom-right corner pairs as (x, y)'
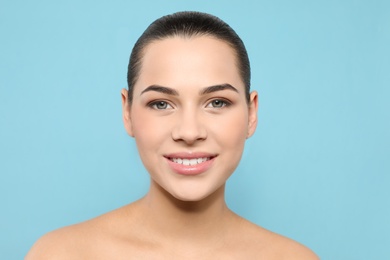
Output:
(164, 152), (217, 176)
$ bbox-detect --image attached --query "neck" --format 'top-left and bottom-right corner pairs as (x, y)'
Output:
(136, 180), (234, 244)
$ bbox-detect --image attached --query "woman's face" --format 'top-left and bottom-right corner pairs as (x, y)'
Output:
(122, 36), (258, 201)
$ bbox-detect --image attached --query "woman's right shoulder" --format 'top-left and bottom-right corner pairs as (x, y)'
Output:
(25, 203), (139, 259)
(25, 223), (86, 260)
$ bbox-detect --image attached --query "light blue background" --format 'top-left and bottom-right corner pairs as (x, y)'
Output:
(1, 0), (389, 259)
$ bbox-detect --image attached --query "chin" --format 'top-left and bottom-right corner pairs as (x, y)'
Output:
(168, 189), (208, 202)
(168, 184), (223, 203)
(172, 193), (209, 202)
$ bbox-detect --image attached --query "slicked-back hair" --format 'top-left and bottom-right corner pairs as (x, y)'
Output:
(127, 11), (251, 103)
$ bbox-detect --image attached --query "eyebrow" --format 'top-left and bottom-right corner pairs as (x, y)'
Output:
(141, 85), (179, 96)
(140, 83), (239, 96)
(200, 84), (239, 95)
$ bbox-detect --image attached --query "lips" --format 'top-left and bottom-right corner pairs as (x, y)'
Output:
(170, 157), (210, 166)
(164, 153), (217, 175)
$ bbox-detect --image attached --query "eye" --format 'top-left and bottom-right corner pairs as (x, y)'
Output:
(149, 100), (173, 110)
(206, 99), (230, 108)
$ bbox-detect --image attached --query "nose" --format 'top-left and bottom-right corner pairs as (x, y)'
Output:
(171, 109), (207, 144)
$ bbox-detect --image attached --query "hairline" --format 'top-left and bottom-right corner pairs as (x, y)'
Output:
(129, 34), (247, 104)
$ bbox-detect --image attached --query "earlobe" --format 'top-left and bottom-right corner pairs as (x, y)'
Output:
(247, 91), (258, 138)
(121, 88), (134, 137)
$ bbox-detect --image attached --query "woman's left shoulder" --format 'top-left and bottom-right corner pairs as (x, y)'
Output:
(233, 217), (319, 259)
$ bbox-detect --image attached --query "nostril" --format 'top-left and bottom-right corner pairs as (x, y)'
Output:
(171, 121), (207, 143)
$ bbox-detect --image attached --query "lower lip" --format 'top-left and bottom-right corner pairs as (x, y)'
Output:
(166, 157), (215, 175)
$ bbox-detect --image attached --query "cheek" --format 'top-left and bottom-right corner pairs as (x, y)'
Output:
(211, 108), (248, 147)
(130, 108), (173, 155)
(131, 110), (160, 153)
(209, 109), (248, 176)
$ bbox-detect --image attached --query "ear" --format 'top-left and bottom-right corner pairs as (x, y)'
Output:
(121, 88), (134, 137)
(247, 91), (258, 138)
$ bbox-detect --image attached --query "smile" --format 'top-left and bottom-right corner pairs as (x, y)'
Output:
(164, 153), (217, 175)
(169, 157), (211, 166)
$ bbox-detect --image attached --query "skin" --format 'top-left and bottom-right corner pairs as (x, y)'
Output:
(26, 36), (319, 259)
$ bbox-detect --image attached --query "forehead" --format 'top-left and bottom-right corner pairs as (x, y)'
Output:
(134, 36), (244, 92)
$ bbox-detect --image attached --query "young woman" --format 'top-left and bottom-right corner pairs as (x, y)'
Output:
(27, 11), (318, 259)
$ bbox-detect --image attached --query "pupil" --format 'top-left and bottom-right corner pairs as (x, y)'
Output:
(213, 100), (222, 107)
(157, 101), (167, 109)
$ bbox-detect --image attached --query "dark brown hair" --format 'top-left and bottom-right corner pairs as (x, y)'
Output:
(127, 11), (251, 103)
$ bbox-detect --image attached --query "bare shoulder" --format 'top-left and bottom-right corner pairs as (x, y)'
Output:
(233, 217), (319, 259)
(25, 204), (138, 260)
(26, 223), (85, 260)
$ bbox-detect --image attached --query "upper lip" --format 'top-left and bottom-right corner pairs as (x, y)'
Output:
(164, 152), (218, 159)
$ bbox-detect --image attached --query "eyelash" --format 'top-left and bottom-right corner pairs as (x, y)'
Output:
(148, 100), (173, 110)
(147, 99), (231, 110)
(206, 99), (231, 108)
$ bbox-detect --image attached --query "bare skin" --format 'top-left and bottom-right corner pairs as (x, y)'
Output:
(26, 36), (318, 259)
(27, 186), (318, 259)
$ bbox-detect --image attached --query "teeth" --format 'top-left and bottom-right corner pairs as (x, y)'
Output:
(171, 157), (209, 165)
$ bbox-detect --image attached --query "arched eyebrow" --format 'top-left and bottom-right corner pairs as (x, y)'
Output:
(140, 83), (238, 96)
(141, 85), (179, 96)
(200, 84), (239, 95)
